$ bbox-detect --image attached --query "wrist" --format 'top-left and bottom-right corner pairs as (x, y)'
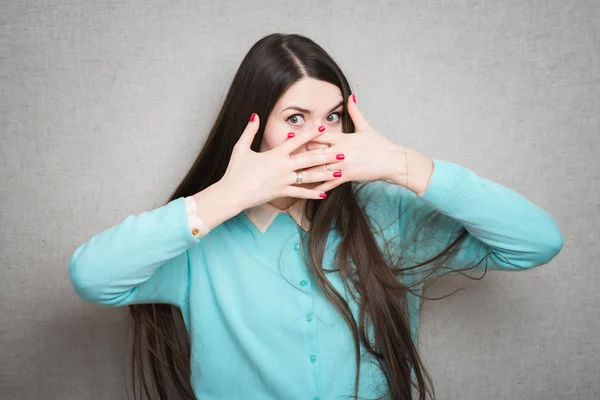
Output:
(214, 178), (253, 213)
(192, 179), (247, 229)
(389, 146), (434, 196)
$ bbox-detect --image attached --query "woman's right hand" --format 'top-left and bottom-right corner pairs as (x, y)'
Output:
(220, 113), (344, 209)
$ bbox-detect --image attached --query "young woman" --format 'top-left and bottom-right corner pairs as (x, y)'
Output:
(68, 33), (564, 400)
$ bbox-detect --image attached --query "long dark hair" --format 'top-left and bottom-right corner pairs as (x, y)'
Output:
(127, 33), (489, 400)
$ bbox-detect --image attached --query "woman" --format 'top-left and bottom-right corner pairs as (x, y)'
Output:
(68, 33), (564, 400)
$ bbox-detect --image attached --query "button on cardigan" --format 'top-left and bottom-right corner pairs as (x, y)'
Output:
(68, 158), (564, 400)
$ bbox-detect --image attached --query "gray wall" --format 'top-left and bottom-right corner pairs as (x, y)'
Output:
(1, 1), (598, 399)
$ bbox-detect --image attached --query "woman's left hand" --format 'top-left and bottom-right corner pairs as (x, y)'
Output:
(301, 94), (434, 195)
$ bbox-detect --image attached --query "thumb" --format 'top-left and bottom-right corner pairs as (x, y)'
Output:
(347, 93), (371, 132)
(237, 113), (260, 149)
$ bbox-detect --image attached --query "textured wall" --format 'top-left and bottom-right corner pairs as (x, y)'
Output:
(1, 0), (598, 399)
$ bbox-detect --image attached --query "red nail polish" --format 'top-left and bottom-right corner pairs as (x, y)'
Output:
(336, 154), (345, 160)
(319, 192), (327, 198)
(250, 113), (256, 122)
(352, 94), (356, 104)
(318, 126), (326, 132)
(333, 171), (342, 178)
(287, 132), (295, 138)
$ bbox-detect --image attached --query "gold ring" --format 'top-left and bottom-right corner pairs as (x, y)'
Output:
(295, 171), (303, 185)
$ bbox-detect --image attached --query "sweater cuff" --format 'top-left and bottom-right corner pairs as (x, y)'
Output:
(184, 196), (210, 239)
(157, 197), (202, 253)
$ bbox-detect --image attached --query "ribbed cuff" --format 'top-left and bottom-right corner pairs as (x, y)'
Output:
(157, 197), (201, 255)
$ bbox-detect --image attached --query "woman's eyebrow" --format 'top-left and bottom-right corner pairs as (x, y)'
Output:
(280, 100), (344, 115)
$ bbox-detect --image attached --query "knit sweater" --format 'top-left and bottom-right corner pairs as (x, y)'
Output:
(68, 158), (563, 400)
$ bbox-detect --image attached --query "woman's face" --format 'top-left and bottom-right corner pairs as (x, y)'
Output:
(261, 78), (344, 155)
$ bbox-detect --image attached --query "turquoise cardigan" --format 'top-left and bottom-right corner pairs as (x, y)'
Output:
(68, 158), (563, 400)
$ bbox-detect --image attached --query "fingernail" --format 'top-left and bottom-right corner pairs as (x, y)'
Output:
(318, 126), (326, 132)
(250, 113), (256, 122)
(333, 171), (342, 178)
(287, 132), (295, 138)
(336, 153), (345, 160)
(352, 94), (356, 104)
(319, 192), (327, 198)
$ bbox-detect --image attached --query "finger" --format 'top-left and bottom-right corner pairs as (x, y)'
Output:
(288, 168), (342, 185)
(313, 163), (335, 173)
(301, 132), (341, 145)
(236, 113), (260, 149)
(288, 145), (335, 160)
(278, 126), (327, 155)
(289, 149), (345, 171)
(311, 178), (345, 194)
(284, 186), (328, 200)
(347, 93), (372, 132)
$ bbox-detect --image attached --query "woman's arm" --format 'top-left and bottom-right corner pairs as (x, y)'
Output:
(67, 181), (243, 307)
(391, 152), (564, 278)
(67, 118), (339, 308)
(307, 95), (562, 277)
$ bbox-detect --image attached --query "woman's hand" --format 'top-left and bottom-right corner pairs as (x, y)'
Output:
(304, 94), (434, 195)
(219, 113), (344, 209)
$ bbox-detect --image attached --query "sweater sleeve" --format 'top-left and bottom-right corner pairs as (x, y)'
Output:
(68, 196), (202, 307)
(397, 158), (564, 280)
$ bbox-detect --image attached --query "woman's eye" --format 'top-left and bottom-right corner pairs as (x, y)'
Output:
(287, 114), (305, 126)
(287, 111), (341, 126)
(327, 112), (341, 123)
